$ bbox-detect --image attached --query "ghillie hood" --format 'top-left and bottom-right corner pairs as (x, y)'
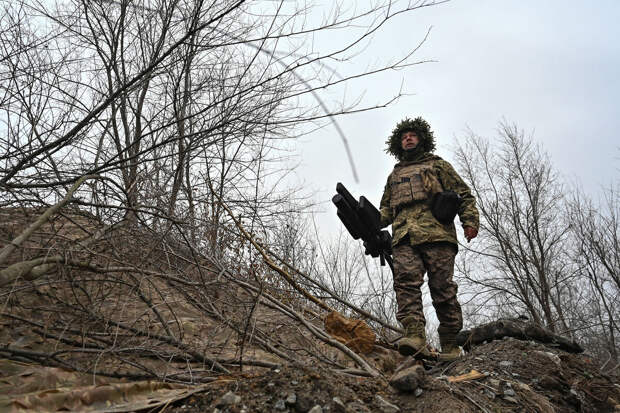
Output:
(385, 117), (436, 160)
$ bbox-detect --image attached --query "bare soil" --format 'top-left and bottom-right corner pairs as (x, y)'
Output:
(167, 338), (620, 413)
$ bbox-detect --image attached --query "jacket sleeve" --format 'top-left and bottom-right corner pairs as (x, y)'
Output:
(379, 174), (393, 228)
(435, 160), (479, 230)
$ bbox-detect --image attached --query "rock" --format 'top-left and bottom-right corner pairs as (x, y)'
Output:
(286, 393), (297, 405)
(295, 396), (313, 413)
(534, 350), (562, 367)
(537, 375), (564, 390)
(291, 381), (299, 385)
(332, 397), (347, 413)
(389, 365), (425, 392)
(483, 389), (496, 399)
(274, 399), (287, 410)
(499, 360), (513, 368)
(308, 406), (323, 413)
(504, 388), (516, 397)
(393, 357), (420, 373)
(345, 400), (371, 413)
(515, 382), (533, 391)
(216, 391), (241, 407)
(504, 396), (518, 404)
(374, 395), (400, 413)
(414, 388), (423, 398)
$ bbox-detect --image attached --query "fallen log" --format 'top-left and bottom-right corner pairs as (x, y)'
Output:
(456, 318), (583, 353)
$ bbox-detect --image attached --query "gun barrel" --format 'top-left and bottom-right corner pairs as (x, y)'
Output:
(358, 196), (381, 233)
(333, 183), (393, 271)
(336, 182), (359, 210)
(332, 194), (364, 239)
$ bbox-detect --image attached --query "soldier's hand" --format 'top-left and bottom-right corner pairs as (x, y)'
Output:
(464, 226), (478, 242)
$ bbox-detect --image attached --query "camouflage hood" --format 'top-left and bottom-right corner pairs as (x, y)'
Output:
(385, 117), (436, 160)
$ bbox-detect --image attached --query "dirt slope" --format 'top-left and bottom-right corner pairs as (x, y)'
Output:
(1, 208), (619, 412)
(167, 338), (620, 413)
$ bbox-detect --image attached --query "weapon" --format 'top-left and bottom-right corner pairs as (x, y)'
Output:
(332, 182), (393, 273)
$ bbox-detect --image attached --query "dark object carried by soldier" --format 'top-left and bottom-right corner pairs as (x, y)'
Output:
(332, 183), (393, 272)
(431, 191), (462, 224)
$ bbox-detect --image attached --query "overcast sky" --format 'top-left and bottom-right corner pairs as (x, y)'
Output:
(292, 0), (620, 236)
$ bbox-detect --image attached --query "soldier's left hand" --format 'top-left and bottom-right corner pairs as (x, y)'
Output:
(464, 226), (478, 242)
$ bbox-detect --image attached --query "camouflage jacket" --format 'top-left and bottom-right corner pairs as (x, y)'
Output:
(379, 154), (479, 247)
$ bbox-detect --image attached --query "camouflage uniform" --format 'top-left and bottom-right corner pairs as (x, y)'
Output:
(380, 117), (479, 340)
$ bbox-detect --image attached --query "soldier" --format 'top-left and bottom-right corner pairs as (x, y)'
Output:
(379, 117), (479, 361)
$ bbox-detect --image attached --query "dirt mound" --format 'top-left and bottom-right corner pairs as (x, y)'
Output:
(442, 338), (620, 412)
(166, 338), (620, 413)
(167, 365), (467, 413)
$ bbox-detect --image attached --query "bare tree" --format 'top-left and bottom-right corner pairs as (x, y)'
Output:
(568, 187), (620, 370)
(454, 124), (574, 333)
(1, 0), (438, 249)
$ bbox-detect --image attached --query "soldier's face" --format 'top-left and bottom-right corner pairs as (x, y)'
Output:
(401, 131), (419, 150)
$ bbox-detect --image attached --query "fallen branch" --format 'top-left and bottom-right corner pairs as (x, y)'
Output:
(456, 318), (584, 353)
(446, 369), (486, 383)
(0, 257), (60, 286)
(0, 175), (101, 269)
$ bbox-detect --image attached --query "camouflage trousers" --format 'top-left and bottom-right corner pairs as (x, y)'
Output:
(393, 241), (463, 337)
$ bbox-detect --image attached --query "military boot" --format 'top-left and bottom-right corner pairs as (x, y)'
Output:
(438, 334), (461, 362)
(397, 322), (429, 357)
